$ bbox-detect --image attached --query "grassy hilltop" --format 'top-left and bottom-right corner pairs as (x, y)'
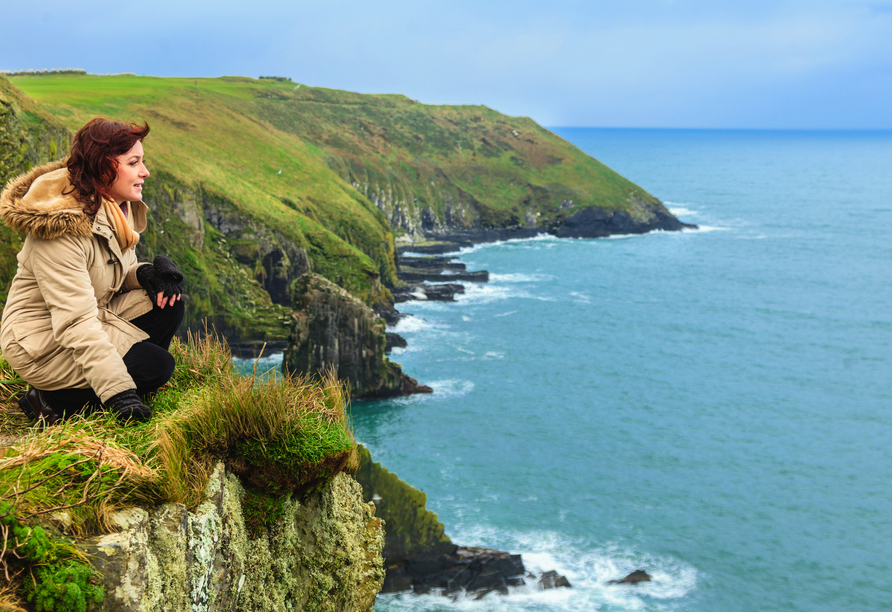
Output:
(2, 73), (667, 341)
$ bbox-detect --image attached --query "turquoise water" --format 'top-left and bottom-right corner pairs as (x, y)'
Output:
(347, 129), (892, 611)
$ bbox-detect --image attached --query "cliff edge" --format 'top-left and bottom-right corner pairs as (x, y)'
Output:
(0, 334), (383, 612)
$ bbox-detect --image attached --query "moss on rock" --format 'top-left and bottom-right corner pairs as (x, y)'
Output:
(80, 465), (384, 612)
(353, 444), (454, 565)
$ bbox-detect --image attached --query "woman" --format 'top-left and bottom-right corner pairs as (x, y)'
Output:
(0, 118), (185, 424)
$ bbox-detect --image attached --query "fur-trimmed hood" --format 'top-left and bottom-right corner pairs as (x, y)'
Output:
(0, 160), (147, 239)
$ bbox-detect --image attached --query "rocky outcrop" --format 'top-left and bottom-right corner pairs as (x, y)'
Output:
(608, 570), (652, 585)
(538, 570), (572, 589)
(391, 283), (464, 303)
(398, 256), (466, 274)
(202, 195), (312, 305)
(352, 172), (693, 246)
(554, 201), (693, 238)
(397, 268), (488, 283)
(283, 274), (431, 398)
(384, 333), (407, 352)
(80, 465), (385, 612)
(398, 547), (525, 597)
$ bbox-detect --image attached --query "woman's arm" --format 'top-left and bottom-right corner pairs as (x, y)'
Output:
(30, 235), (136, 402)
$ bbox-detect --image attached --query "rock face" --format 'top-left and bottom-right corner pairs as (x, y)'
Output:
(80, 466), (385, 612)
(353, 446), (527, 597)
(283, 274), (431, 398)
(403, 547), (526, 597)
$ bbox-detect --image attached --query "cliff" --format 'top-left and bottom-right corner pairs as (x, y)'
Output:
(283, 274), (430, 398)
(0, 334), (384, 611)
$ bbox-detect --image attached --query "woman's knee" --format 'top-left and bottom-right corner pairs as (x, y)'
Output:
(124, 342), (176, 392)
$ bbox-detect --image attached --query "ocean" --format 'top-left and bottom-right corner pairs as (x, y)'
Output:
(237, 129), (892, 611)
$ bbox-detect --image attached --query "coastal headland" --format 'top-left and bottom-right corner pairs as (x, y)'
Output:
(0, 71), (690, 609)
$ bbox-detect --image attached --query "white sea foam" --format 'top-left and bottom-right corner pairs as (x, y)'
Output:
(456, 233), (559, 256)
(684, 224), (727, 233)
(665, 203), (697, 218)
(390, 315), (443, 333)
(457, 283), (532, 305)
(426, 379), (475, 397)
(493, 311), (517, 318)
(489, 273), (552, 283)
(376, 525), (699, 612)
(606, 231), (657, 240)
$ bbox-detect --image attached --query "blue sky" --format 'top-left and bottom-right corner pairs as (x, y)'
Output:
(3, 0), (890, 128)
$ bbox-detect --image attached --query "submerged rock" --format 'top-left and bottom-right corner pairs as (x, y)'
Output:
(608, 569), (652, 585)
(283, 274), (430, 398)
(80, 466), (385, 612)
(538, 570), (572, 589)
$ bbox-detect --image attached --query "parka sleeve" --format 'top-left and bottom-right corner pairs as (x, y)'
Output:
(122, 260), (146, 292)
(30, 234), (136, 402)
(121, 247), (146, 292)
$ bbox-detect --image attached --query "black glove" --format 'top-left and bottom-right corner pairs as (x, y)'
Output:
(105, 390), (152, 423)
(136, 255), (184, 303)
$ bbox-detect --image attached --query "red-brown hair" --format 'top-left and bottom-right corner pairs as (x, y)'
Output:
(66, 118), (150, 215)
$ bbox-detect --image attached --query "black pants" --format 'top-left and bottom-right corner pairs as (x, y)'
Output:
(41, 299), (185, 417)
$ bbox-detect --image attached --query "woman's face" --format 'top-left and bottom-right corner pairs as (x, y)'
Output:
(109, 140), (150, 204)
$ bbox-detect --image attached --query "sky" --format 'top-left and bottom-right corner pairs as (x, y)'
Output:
(2, 0), (891, 129)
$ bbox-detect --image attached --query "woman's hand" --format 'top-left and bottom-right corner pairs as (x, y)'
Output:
(154, 291), (181, 309)
(136, 255), (184, 309)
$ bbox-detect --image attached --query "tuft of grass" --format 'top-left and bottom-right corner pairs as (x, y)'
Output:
(167, 328), (233, 390)
(0, 356), (29, 438)
(151, 368), (353, 505)
(0, 580), (26, 611)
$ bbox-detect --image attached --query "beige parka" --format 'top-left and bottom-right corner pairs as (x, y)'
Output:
(0, 160), (154, 402)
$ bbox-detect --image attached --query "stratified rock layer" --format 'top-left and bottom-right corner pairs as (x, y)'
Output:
(283, 274), (430, 398)
(80, 466), (385, 612)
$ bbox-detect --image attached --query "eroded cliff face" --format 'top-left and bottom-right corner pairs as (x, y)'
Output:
(283, 274), (429, 399)
(81, 465), (384, 612)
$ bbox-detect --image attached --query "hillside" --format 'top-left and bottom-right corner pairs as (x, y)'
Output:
(2, 73), (684, 342)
